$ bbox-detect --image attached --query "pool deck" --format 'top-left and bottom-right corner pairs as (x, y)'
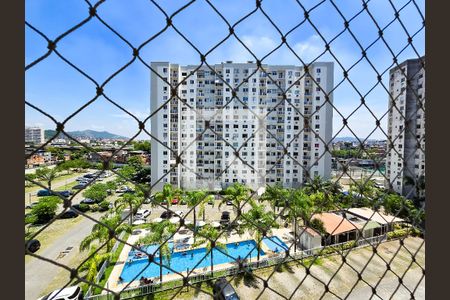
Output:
(104, 227), (294, 293)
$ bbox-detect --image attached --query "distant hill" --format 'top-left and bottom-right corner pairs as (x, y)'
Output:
(45, 129), (128, 140)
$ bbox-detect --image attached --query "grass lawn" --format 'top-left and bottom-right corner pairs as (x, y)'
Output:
(25, 216), (85, 264)
(25, 171), (87, 194)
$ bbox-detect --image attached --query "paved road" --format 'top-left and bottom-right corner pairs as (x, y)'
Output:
(25, 214), (100, 300)
(25, 174), (116, 300)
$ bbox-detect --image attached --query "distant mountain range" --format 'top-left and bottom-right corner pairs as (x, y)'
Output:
(44, 129), (128, 140)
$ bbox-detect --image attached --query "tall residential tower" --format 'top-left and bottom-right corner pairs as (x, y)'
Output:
(151, 62), (334, 191)
(386, 57), (425, 199)
(25, 126), (45, 145)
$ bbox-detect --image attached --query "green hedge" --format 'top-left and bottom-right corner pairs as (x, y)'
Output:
(387, 227), (421, 240)
(321, 240), (356, 255)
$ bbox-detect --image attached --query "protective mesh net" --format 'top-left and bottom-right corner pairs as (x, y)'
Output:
(25, 0), (425, 299)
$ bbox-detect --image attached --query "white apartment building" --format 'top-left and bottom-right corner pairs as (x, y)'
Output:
(25, 126), (45, 145)
(151, 61), (334, 191)
(386, 57), (425, 199)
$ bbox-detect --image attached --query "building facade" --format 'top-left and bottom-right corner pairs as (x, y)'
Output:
(386, 57), (425, 199)
(25, 126), (45, 145)
(151, 62), (334, 191)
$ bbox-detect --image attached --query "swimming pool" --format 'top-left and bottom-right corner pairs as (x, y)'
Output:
(120, 239), (264, 282)
(262, 236), (289, 253)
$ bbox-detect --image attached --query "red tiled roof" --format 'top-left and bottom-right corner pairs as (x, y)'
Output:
(312, 213), (361, 235)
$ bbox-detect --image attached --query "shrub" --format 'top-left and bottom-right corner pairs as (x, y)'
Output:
(30, 196), (61, 224)
(77, 203), (90, 212)
(90, 204), (100, 212)
(99, 201), (110, 212)
(387, 229), (408, 240)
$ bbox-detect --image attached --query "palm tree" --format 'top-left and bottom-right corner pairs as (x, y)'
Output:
(186, 191), (214, 231)
(259, 183), (289, 213)
(79, 250), (111, 283)
(304, 175), (331, 195)
(137, 220), (177, 283)
(114, 193), (143, 225)
(34, 167), (59, 190)
(219, 183), (250, 215)
(155, 184), (174, 211)
(242, 200), (278, 266)
(349, 178), (380, 206)
(192, 225), (227, 275)
(80, 214), (131, 252)
(285, 189), (314, 252)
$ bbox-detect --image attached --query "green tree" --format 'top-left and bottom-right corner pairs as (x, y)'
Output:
(383, 193), (417, 221)
(349, 178), (382, 207)
(114, 193), (143, 225)
(219, 183), (250, 215)
(127, 156), (144, 172)
(137, 220), (177, 283)
(309, 218), (326, 235)
(80, 214), (131, 252)
(82, 183), (109, 203)
(30, 196), (61, 224)
(155, 184), (174, 211)
(192, 225), (228, 275)
(286, 189), (314, 252)
(34, 167), (59, 190)
(304, 176), (331, 195)
(79, 250), (111, 283)
(259, 183), (289, 212)
(116, 165), (137, 183)
(242, 200), (278, 265)
(133, 141), (151, 152)
(186, 191), (214, 234)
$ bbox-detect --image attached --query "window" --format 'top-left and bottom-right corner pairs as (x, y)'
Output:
(316, 68), (321, 73)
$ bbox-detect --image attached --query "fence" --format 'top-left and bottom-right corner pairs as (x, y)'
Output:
(25, 1), (425, 300)
(84, 234), (391, 300)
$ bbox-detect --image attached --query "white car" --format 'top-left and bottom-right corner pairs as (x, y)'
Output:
(135, 209), (151, 219)
(37, 285), (82, 300)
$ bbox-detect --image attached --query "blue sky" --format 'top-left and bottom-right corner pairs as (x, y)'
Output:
(25, 0), (425, 140)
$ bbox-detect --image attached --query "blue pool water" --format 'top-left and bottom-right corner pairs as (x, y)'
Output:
(120, 239), (264, 282)
(262, 236), (289, 252)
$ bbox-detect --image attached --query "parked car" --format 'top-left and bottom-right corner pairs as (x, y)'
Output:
(59, 209), (79, 219)
(144, 197), (152, 204)
(25, 202), (39, 209)
(213, 278), (240, 300)
(226, 200), (233, 205)
(37, 285), (82, 300)
(123, 187), (134, 193)
(72, 183), (87, 190)
(57, 190), (72, 197)
(83, 174), (95, 179)
(220, 211), (231, 226)
(171, 198), (179, 205)
(26, 239), (41, 253)
(37, 189), (52, 197)
(135, 209), (151, 219)
(71, 204), (89, 212)
(116, 186), (132, 193)
(80, 198), (96, 205)
(160, 210), (174, 219)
